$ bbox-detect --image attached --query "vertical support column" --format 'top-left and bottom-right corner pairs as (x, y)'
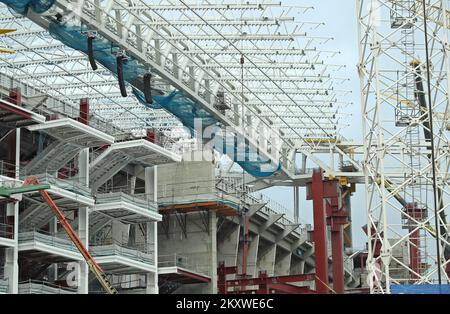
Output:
(48, 217), (58, 281)
(78, 148), (89, 294)
(145, 222), (158, 294)
(294, 186), (300, 224)
(247, 234), (259, 278)
(331, 226), (345, 294)
(145, 166), (158, 294)
(210, 210), (218, 294)
(306, 169), (329, 294)
(79, 98), (89, 125)
(5, 202), (18, 294)
(325, 181), (349, 294)
(241, 215), (250, 276)
(5, 127), (21, 293)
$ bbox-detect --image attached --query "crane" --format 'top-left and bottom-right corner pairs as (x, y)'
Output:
(22, 176), (118, 294)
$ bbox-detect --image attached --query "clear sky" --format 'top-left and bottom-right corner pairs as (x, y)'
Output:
(264, 0), (367, 249)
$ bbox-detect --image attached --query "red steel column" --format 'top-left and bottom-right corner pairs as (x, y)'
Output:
(326, 187), (348, 294)
(79, 98), (89, 125)
(409, 228), (420, 280)
(308, 169), (329, 294)
(331, 227), (345, 293)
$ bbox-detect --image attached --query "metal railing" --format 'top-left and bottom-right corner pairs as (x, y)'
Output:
(216, 175), (304, 228)
(157, 176), (306, 235)
(90, 242), (154, 264)
(90, 236), (153, 254)
(158, 253), (210, 276)
(0, 278), (8, 294)
(18, 172), (91, 197)
(95, 192), (158, 212)
(0, 222), (13, 239)
(18, 280), (77, 294)
(18, 229), (78, 253)
(0, 160), (19, 178)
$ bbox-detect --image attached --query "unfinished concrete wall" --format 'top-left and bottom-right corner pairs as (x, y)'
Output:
(274, 247), (292, 276)
(158, 211), (216, 293)
(157, 160), (215, 199)
(256, 241), (276, 276)
(290, 255), (305, 275)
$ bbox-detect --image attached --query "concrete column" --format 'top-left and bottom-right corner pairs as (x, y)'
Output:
(209, 211), (217, 294)
(247, 234), (259, 278)
(5, 202), (18, 294)
(145, 166), (158, 294)
(257, 243), (277, 277)
(274, 249), (292, 276)
(217, 225), (240, 276)
(130, 178), (136, 194)
(145, 166), (157, 202)
(48, 217), (58, 281)
(294, 186), (300, 224)
(145, 222), (158, 294)
(5, 128), (20, 293)
(78, 148), (89, 294)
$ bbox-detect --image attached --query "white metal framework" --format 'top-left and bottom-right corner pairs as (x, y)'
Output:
(0, 0), (356, 180)
(357, 0), (450, 293)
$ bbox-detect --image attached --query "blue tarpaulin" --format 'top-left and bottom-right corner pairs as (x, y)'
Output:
(0, 0), (55, 15)
(391, 284), (450, 294)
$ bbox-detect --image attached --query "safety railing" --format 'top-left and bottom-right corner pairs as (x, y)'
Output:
(158, 253), (210, 277)
(0, 73), (128, 139)
(0, 266), (8, 294)
(18, 279), (77, 294)
(216, 175), (303, 227)
(18, 229), (78, 253)
(0, 160), (18, 178)
(90, 236), (153, 254)
(18, 172), (91, 197)
(158, 177), (306, 236)
(0, 222), (13, 239)
(95, 192), (158, 212)
(90, 242), (154, 265)
(111, 275), (146, 290)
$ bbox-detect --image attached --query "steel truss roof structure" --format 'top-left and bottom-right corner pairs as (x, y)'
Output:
(0, 0), (356, 180)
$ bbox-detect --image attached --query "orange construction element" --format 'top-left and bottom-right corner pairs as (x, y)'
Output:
(22, 176), (118, 294)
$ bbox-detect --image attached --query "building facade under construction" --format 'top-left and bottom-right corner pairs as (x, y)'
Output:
(0, 0), (448, 295)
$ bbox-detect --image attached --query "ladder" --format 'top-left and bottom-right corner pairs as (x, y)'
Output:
(22, 176), (118, 294)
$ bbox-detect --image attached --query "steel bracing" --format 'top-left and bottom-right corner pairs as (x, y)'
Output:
(357, 0), (450, 293)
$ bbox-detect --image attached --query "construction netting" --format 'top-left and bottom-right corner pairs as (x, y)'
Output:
(1, 0), (55, 15)
(0, 0), (282, 177)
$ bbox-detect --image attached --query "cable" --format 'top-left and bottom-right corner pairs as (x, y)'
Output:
(116, 54), (127, 97)
(421, 0), (442, 285)
(87, 35), (98, 71)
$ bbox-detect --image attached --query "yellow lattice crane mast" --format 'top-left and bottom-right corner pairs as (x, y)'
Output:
(0, 29), (16, 54)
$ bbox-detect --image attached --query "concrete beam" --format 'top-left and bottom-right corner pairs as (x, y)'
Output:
(258, 214), (283, 233)
(274, 249), (292, 276)
(276, 224), (299, 242)
(290, 235), (308, 252)
(247, 234), (259, 278)
(257, 243), (276, 277)
(217, 224), (240, 270)
(248, 203), (266, 217)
